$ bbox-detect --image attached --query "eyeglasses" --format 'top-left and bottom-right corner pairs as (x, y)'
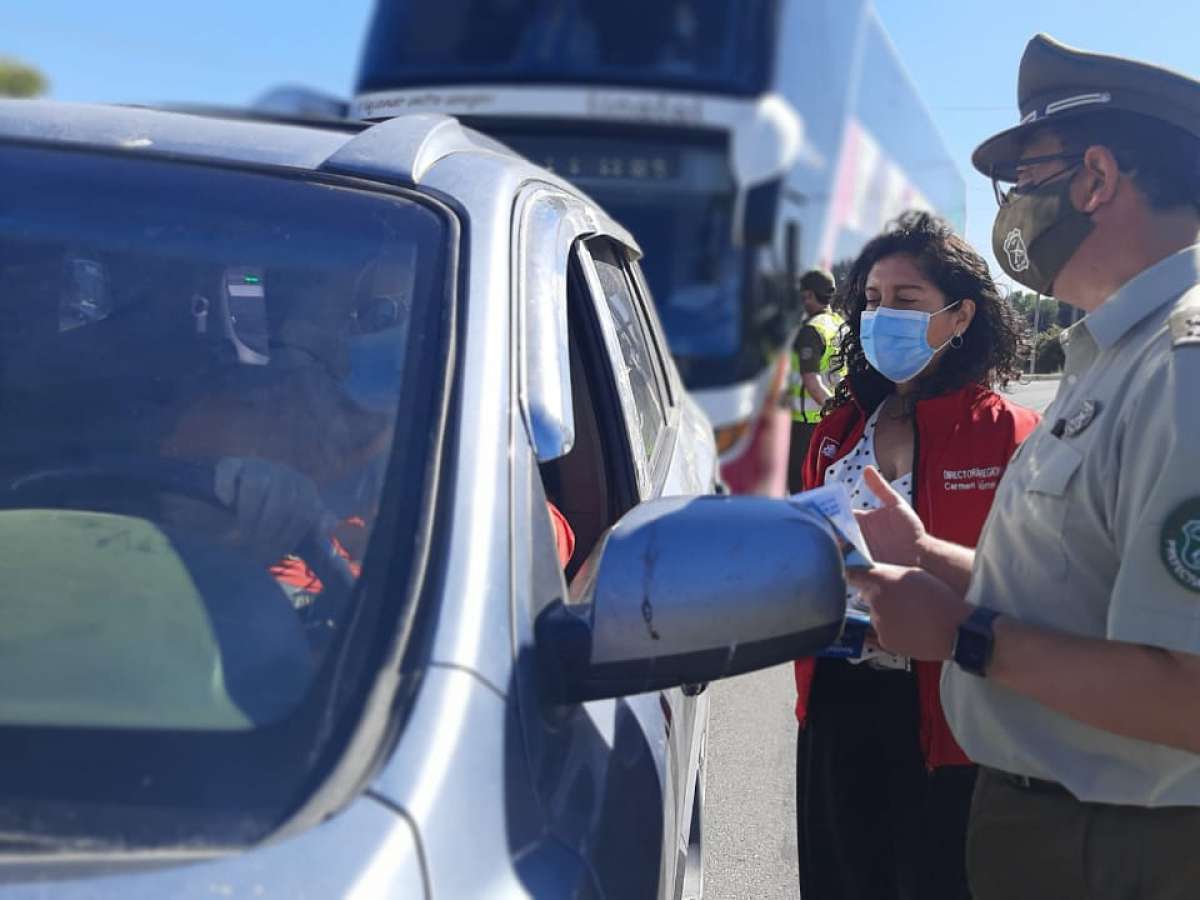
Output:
(991, 153), (1085, 206)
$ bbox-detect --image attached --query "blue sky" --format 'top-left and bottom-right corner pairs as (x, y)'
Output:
(873, 0), (1200, 289)
(8, 1), (1200, 287)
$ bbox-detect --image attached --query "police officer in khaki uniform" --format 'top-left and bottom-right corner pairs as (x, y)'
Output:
(844, 34), (1200, 899)
(786, 268), (842, 493)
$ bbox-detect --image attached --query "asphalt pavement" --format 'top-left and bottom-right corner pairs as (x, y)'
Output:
(700, 377), (1059, 899)
(1003, 376), (1062, 414)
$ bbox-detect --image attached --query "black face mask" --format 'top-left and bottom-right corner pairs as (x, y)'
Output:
(992, 165), (1094, 295)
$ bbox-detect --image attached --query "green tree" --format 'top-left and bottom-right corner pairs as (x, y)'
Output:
(1032, 324), (1066, 373)
(0, 58), (48, 98)
(1007, 289), (1032, 317)
(1007, 289), (1058, 335)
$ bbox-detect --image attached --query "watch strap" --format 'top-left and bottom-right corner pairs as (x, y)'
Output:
(953, 606), (1001, 677)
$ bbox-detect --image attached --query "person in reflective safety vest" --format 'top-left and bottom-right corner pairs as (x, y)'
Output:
(786, 268), (844, 492)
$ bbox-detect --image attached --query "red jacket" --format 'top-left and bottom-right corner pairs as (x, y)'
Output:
(795, 381), (1040, 768)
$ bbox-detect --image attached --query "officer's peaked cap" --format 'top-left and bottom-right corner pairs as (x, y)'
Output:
(973, 34), (1200, 176)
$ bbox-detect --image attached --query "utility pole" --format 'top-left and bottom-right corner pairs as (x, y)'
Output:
(1029, 292), (1042, 375)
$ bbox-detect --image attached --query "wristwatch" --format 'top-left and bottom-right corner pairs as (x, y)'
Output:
(952, 607), (1002, 677)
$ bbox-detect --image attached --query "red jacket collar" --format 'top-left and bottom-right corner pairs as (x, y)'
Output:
(839, 376), (993, 435)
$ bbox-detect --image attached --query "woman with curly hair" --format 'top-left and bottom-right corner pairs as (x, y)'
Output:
(794, 211), (1040, 900)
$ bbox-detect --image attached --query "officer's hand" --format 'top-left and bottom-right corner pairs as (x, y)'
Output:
(214, 457), (325, 565)
(853, 466), (927, 567)
(848, 563), (970, 661)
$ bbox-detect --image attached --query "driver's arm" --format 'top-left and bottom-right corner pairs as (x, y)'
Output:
(214, 457), (327, 567)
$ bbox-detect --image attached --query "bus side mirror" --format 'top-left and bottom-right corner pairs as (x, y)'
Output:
(781, 220), (806, 330)
(780, 280), (807, 337)
(758, 271), (806, 352)
(741, 180), (781, 246)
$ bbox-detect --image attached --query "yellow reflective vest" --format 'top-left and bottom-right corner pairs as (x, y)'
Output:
(789, 310), (845, 423)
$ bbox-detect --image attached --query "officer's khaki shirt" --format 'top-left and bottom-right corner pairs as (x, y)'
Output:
(942, 244), (1200, 806)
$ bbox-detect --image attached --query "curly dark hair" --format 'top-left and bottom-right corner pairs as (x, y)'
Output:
(827, 210), (1028, 413)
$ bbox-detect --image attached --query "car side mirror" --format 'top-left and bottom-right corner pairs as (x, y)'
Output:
(535, 495), (845, 702)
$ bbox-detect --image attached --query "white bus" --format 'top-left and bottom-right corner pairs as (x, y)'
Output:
(347, 0), (965, 495)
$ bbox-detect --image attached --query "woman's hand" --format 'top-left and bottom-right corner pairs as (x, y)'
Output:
(853, 466), (927, 567)
(848, 563), (971, 661)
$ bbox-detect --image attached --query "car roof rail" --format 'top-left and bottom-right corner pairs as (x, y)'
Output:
(150, 101), (364, 134)
(318, 113), (499, 186)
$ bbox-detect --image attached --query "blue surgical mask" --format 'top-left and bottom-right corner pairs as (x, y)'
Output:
(345, 327), (404, 413)
(859, 300), (962, 384)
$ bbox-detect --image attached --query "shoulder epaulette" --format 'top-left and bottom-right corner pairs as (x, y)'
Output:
(1169, 285), (1200, 349)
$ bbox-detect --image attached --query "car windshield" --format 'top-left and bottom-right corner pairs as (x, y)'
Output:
(0, 143), (450, 845)
(358, 0), (776, 96)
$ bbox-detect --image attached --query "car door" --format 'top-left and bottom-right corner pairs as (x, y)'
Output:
(507, 182), (717, 898)
(576, 236), (710, 900)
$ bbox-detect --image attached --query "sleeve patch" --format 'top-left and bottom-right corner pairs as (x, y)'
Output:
(1161, 497), (1200, 593)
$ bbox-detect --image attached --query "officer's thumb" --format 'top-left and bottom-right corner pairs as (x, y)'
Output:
(863, 466), (903, 508)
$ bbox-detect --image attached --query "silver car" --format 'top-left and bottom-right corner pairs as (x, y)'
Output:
(0, 101), (844, 899)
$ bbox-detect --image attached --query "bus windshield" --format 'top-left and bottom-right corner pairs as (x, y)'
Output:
(500, 132), (742, 362)
(601, 197), (742, 362)
(358, 0), (777, 97)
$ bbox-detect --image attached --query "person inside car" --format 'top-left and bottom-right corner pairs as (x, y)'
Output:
(157, 264), (395, 609)
(163, 261), (577, 594)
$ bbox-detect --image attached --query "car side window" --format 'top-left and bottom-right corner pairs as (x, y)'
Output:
(624, 255), (676, 411)
(586, 239), (668, 463)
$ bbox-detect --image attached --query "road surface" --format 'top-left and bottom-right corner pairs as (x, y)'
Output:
(1004, 376), (1061, 413)
(700, 377), (1059, 899)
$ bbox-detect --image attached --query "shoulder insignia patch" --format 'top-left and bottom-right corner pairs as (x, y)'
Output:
(1063, 399), (1101, 438)
(1161, 497), (1200, 593)
(1169, 287), (1200, 349)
